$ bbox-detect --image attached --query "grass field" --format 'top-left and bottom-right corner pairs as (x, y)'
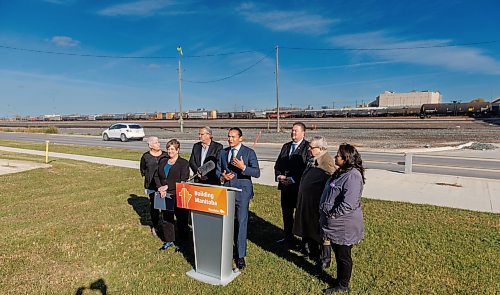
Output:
(0, 139), (144, 161)
(0, 150), (499, 294)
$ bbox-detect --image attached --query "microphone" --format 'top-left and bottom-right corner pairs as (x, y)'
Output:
(197, 160), (216, 177)
(188, 160), (216, 182)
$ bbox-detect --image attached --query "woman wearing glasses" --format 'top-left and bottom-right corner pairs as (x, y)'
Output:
(320, 143), (365, 294)
(293, 136), (335, 267)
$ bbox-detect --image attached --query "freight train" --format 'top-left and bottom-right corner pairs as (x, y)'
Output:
(29, 101), (499, 122)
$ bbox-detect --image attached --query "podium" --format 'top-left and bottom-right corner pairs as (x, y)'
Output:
(176, 182), (242, 285)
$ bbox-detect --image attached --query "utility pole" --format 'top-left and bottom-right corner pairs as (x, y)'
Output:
(275, 45), (280, 132)
(177, 46), (184, 133)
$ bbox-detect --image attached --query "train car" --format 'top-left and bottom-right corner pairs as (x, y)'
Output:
(253, 111), (267, 119)
(216, 112), (232, 119)
(420, 102), (491, 118)
(187, 110), (209, 120)
(232, 111), (256, 119)
(61, 114), (89, 121)
(491, 98), (500, 116)
(266, 111), (292, 119)
(383, 107), (420, 117)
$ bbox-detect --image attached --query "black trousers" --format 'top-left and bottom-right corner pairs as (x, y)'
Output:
(149, 193), (160, 229)
(332, 243), (353, 288)
(280, 191), (297, 241)
(160, 207), (190, 244)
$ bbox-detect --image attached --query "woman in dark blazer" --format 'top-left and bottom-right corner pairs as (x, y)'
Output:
(156, 139), (190, 251)
(320, 143), (365, 294)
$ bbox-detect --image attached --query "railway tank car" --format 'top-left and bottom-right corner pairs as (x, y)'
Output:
(420, 102), (491, 118)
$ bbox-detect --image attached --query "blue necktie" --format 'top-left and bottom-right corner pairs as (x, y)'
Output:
(290, 143), (296, 157)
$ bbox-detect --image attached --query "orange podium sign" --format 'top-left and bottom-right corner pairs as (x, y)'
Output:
(176, 183), (228, 216)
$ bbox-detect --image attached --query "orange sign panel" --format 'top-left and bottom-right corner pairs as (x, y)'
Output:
(176, 183), (228, 216)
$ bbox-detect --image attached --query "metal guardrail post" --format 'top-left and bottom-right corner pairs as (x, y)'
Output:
(404, 152), (413, 174)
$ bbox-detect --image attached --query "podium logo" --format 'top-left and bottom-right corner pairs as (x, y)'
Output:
(179, 187), (192, 207)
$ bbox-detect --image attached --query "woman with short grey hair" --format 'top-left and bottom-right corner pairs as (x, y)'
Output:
(293, 136), (335, 268)
(140, 136), (167, 237)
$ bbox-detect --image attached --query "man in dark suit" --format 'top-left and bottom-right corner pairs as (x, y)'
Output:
(189, 126), (223, 185)
(217, 127), (260, 271)
(274, 122), (309, 247)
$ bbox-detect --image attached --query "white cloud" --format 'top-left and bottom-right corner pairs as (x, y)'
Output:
(98, 0), (175, 16)
(147, 63), (161, 69)
(50, 36), (80, 47)
(237, 2), (337, 34)
(328, 31), (500, 75)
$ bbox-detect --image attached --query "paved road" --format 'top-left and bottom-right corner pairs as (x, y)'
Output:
(1, 132), (499, 179)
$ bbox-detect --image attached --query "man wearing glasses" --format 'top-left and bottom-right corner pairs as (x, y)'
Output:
(274, 122), (309, 248)
(189, 126), (223, 185)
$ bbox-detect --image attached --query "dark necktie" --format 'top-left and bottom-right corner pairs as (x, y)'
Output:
(230, 148), (236, 163)
(290, 143), (296, 158)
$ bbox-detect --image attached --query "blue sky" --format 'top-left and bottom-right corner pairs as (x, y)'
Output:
(1, 0), (499, 116)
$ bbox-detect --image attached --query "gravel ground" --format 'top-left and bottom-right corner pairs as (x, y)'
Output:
(60, 126), (500, 149)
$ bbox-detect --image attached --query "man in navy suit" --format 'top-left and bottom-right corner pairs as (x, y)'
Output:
(189, 126), (223, 185)
(217, 127), (260, 271)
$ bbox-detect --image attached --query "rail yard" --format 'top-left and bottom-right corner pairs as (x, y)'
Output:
(1, 117), (498, 149)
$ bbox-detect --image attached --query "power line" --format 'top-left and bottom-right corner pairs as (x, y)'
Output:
(182, 50), (273, 84)
(280, 40), (498, 51)
(0, 44), (268, 59)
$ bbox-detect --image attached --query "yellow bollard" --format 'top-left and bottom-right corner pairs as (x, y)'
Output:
(45, 140), (49, 164)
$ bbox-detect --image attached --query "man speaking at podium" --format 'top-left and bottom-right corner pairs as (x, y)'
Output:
(217, 127), (260, 271)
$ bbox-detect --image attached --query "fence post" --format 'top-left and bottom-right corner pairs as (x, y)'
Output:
(404, 152), (413, 174)
(45, 140), (49, 164)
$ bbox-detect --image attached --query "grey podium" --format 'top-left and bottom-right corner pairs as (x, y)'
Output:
(176, 182), (242, 286)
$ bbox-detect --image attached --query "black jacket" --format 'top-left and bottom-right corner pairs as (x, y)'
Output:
(274, 140), (310, 192)
(189, 140), (223, 185)
(140, 151), (168, 190)
(156, 157), (190, 195)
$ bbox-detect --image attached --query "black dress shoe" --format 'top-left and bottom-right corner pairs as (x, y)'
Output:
(300, 243), (311, 256)
(235, 258), (246, 270)
(276, 238), (296, 249)
(316, 260), (331, 272)
(324, 285), (350, 294)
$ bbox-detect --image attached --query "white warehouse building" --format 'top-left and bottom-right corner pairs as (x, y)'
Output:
(376, 90), (442, 107)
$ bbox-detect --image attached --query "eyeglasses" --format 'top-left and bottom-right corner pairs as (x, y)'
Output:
(308, 146), (320, 150)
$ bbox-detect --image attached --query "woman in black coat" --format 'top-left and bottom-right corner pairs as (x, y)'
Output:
(139, 136), (167, 237)
(155, 139), (190, 251)
(293, 136), (335, 265)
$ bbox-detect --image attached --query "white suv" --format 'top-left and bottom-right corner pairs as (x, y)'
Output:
(102, 123), (145, 142)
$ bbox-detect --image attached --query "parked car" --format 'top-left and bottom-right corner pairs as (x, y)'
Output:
(102, 123), (145, 142)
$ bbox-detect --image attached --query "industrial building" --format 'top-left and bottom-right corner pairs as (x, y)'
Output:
(375, 90), (442, 107)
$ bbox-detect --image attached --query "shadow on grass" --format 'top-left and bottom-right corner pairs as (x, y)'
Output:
(127, 194), (196, 268)
(75, 278), (107, 295)
(247, 211), (336, 285)
(127, 194), (152, 227)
